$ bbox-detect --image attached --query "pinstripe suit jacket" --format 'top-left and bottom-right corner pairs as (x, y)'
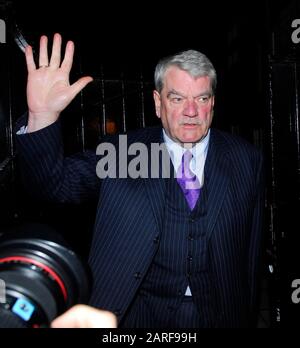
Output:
(16, 119), (264, 327)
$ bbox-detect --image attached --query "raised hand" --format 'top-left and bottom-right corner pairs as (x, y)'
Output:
(25, 33), (93, 133)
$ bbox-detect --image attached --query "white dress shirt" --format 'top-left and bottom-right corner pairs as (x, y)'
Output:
(162, 129), (210, 296)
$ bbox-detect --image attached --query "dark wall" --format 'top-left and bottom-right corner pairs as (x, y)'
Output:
(0, 0), (300, 326)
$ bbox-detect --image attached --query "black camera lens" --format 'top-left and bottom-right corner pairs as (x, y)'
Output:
(0, 225), (91, 328)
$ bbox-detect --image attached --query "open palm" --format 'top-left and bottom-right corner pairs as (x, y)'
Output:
(25, 34), (93, 131)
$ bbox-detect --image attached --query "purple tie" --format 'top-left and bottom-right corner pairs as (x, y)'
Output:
(176, 150), (201, 210)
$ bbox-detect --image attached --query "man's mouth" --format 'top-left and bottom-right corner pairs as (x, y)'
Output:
(182, 123), (198, 127)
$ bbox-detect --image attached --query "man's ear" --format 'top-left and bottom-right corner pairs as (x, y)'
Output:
(211, 95), (215, 109)
(153, 90), (161, 118)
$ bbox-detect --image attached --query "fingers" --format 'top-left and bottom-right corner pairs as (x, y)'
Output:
(51, 305), (82, 328)
(25, 45), (36, 72)
(37, 34), (75, 73)
(39, 35), (49, 68)
(49, 33), (62, 69)
(60, 40), (74, 74)
(50, 304), (117, 328)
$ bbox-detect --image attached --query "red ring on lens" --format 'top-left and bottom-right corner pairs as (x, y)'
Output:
(0, 256), (67, 300)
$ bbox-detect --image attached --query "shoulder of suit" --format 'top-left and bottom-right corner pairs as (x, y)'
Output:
(210, 128), (263, 162)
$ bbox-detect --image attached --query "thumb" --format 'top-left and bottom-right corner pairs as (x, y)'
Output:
(69, 76), (93, 99)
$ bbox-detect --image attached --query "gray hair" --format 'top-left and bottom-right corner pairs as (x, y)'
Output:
(154, 49), (217, 94)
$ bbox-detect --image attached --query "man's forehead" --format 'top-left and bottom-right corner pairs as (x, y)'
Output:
(163, 69), (211, 93)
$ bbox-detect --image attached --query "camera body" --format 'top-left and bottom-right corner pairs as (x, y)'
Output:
(0, 228), (91, 328)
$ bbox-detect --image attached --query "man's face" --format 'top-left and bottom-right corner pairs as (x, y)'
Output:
(153, 66), (214, 145)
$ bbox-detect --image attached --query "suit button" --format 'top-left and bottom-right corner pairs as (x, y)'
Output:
(188, 255), (193, 261)
(153, 236), (159, 244)
(134, 272), (141, 279)
(188, 234), (194, 241)
(189, 217), (195, 223)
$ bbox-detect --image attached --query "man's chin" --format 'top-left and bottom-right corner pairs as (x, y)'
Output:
(178, 131), (206, 144)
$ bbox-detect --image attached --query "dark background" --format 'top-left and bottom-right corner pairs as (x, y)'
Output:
(0, 0), (300, 327)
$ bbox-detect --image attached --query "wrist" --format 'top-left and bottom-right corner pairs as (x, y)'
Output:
(27, 111), (60, 133)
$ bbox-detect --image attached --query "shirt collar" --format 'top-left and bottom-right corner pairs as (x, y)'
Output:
(162, 129), (210, 172)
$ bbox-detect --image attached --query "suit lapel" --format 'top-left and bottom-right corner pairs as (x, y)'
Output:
(143, 127), (169, 234)
(204, 129), (231, 240)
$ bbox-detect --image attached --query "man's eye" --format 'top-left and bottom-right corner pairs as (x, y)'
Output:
(171, 97), (183, 103)
(199, 96), (209, 103)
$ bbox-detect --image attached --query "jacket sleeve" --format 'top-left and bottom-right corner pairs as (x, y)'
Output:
(15, 115), (100, 204)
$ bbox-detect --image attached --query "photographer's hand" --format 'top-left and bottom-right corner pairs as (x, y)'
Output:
(25, 33), (93, 133)
(50, 304), (117, 328)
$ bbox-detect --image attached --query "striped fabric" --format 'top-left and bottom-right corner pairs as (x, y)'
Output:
(120, 166), (209, 328)
(15, 116), (264, 327)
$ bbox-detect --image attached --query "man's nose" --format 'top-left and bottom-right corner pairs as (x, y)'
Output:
(183, 100), (198, 117)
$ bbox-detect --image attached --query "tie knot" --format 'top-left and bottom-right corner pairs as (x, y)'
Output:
(183, 150), (193, 164)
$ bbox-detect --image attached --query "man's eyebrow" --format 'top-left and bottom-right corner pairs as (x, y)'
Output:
(195, 91), (212, 97)
(167, 89), (184, 98)
(166, 89), (212, 98)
